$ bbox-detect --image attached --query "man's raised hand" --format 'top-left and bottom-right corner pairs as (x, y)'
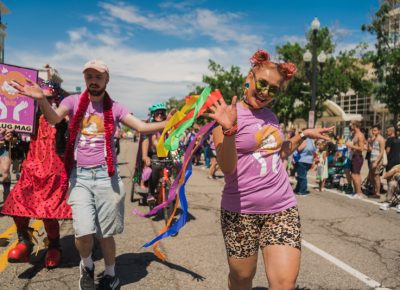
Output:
(10, 79), (45, 101)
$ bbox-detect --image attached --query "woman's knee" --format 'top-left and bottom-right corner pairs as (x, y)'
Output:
(269, 278), (296, 290)
(229, 268), (256, 284)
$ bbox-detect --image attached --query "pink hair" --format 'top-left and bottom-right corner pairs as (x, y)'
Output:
(250, 49), (298, 80)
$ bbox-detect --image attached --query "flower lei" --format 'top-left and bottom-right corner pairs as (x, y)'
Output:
(63, 89), (115, 178)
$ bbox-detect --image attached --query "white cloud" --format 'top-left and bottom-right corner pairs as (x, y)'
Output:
(330, 22), (354, 42)
(279, 35), (307, 46)
(8, 41), (255, 119)
(159, 0), (204, 11)
(7, 2), (264, 119)
(67, 27), (88, 42)
(97, 2), (263, 46)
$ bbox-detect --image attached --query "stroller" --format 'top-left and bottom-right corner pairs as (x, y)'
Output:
(325, 154), (347, 191)
(324, 142), (349, 192)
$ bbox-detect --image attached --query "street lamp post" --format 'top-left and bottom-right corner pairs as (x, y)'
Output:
(303, 17), (326, 128)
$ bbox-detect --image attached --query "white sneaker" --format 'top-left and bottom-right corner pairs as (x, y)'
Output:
(396, 204), (400, 213)
(380, 202), (390, 211)
(350, 194), (365, 200)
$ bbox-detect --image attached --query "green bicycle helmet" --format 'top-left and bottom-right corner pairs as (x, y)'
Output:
(149, 103), (167, 113)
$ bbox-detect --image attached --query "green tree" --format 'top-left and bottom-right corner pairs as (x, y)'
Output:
(193, 60), (246, 103)
(276, 28), (373, 124)
(362, 1), (400, 130)
(165, 96), (185, 111)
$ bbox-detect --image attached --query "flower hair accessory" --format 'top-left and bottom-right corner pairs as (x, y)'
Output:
(250, 49), (270, 67)
(278, 62), (298, 80)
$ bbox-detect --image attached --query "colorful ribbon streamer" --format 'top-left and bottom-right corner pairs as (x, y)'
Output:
(142, 121), (216, 259)
(156, 88), (222, 157)
(134, 88), (223, 260)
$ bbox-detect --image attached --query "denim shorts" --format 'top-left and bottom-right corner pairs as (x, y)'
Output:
(67, 165), (126, 238)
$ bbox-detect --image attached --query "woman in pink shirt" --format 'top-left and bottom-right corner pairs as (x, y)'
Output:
(208, 50), (332, 290)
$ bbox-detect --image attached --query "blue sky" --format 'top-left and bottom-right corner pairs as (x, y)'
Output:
(3, 0), (379, 118)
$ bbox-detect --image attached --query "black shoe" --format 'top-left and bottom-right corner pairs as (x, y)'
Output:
(79, 263), (95, 290)
(98, 274), (120, 290)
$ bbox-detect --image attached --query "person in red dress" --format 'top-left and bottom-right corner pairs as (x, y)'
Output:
(1, 80), (71, 268)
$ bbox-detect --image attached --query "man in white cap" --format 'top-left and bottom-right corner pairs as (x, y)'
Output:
(11, 60), (172, 290)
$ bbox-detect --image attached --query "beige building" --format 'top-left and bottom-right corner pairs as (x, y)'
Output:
(0, 2), (10, 63)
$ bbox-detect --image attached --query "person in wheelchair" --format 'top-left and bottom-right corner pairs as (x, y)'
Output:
(140, 103), (167, 203)
(380, 165), (400, 212)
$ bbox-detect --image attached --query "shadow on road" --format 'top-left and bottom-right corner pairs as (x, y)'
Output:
(116, 252), (205, 287)
(150, 208), (196, 223)
(17, 234), (105, 279)
(253, 287), (310, 290)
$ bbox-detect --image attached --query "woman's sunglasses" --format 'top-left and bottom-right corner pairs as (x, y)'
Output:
(251, 70), (280, 98)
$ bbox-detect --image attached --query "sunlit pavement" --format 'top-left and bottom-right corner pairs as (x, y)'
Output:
(0, 140), (398, 289)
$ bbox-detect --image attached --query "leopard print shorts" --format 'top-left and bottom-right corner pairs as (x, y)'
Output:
(221, 206), (301, 258)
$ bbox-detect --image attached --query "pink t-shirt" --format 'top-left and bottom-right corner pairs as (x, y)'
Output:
(222, 103), (297, 214)
(60, 94), (129, 167)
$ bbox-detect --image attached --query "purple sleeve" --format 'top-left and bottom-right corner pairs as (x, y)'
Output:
(60, 95), (78, 115)
(113, 102), (130, 122)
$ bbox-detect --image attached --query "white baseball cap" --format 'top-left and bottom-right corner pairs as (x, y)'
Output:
(82, 59), (109, 74)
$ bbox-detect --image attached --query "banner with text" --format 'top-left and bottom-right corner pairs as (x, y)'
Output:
(0, 64), (38, 134)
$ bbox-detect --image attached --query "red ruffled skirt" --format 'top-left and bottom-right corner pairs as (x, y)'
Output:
(1, 116), (72, 219)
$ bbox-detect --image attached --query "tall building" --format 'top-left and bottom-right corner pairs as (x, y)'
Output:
(329, 62), (380, 133)
(0, 2), (10, 63)
(385, 0), (400, 45)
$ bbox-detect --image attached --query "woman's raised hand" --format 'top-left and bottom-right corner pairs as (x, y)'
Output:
(9, 80), (45, 101)
(208, 96), (238, 130)
(303, 126), (335, 141)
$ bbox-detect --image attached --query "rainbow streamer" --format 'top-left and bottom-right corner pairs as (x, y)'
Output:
(134, 89), (222, 218)
(142, 121), (216, 256)
(134, 88), (223, 260)
(157, 88), (222, 157)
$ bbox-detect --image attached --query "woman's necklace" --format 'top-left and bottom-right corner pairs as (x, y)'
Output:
(241, 94), (254, 108)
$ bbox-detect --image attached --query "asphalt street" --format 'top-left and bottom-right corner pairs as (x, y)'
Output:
(0, 139), (399, 290)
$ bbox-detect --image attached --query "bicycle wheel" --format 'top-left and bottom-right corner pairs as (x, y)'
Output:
(162, 181), (174, 225)
(130, 183), (135, 203)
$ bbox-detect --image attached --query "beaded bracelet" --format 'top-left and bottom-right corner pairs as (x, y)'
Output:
(223, 124), (238, 136)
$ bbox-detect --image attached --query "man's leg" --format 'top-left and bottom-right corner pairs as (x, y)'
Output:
(75, 234), (94, 264)
(67, 168), (97, 290)
(374, 171), (381, 197)
(94, 168), (125, 289)
(352, 173), (362, 195)
(99, 237), (116, 275)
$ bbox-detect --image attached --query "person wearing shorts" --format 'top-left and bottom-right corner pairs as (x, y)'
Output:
(346, 121), (366, 198)
(208, 49), (332, 290)
(368, 124), (385, 198)
(351, 153), (363, 174)
(11, 60), (171, 290)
